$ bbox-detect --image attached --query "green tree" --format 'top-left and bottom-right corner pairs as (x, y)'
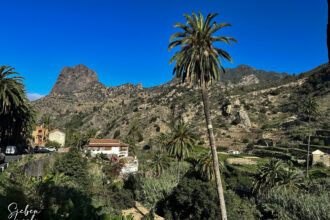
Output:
(196, 151), (224, 181)
(169, 11), (236, 219)
(151, 152), (170, 177)
(45, 140), (61, 151)
(253, 159), (302, 197)
(0, 65), (36, 147)
(0, 65), (25, 114)
(53, 147), (89, 186)
(156, 132), (169, 153)
(42, 114), (51, 131)
(128, 124), (143, 143)
(159, 178), (259, 220)
(301, 96), (320, 177)
(167, 120), (196, 183)
(253, 159), (284, 197)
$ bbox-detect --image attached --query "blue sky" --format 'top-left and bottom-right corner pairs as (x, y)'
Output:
(0, 0), (327, 100)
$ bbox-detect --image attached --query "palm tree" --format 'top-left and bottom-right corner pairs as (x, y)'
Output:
(302, 96), (319, 177)
(72, 132), (82, 148)
(42, 115), (51, 131)
(151, 151), (170, 177)
(0, 65), (35, 147)
(196, 151), (224, 181)
(167, 120), (196, 183)
(156, 132), (169, 152)
(0, 65), (25, 114)
(277, 168), (302, 192)
(252, 159), (284, 197)
(169, 11), (236, 219)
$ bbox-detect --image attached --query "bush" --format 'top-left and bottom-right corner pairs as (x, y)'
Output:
(217, 146), (228, 152)
(261, 187), (330, 220)
(247, 143), (254, 150)
(54, 148), (89, 187)
(113, 130), (120, 139)
(45, 140), (61, 150)
(232, 117), (241, 125)
(157, 177), (259, 220)
(260, 107), (267, 113)
(243, 139), (249, 143)
(124, 164), (188, 209)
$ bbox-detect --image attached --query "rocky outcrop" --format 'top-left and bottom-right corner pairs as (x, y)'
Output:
(238, 74), (260, 85)
(50, 64), (99, 94)
(239, 109), (251, 127)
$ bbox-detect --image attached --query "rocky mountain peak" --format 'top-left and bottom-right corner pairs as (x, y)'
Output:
(50, 64), (99, 94)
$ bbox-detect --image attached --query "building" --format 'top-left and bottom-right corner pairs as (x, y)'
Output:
(49, 129), (66, 147)
(87, 139), (129, 157)
(312, 150), (330, 167)
(228, 150), (240, 155)
(32, 126), (48, 146)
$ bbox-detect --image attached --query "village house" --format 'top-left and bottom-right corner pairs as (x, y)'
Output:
(87, 139), (129, 157)
(312, 150), (330, 167)
(228, 150), (240, 155)
(32, 126), (48, 146)
(49, 129), (66, 147)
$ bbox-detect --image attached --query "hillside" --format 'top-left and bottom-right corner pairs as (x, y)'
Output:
(33, 63), (330, 154)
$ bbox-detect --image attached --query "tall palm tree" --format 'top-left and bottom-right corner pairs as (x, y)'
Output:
(0, 65), (35, 147)
(167, 120), (196, 183)
(196, 151), (224, 181)
(169, 11), (236, 219)
(0, 65), (25, 114)
(151, 151), (170, 177)
(302, 96), (319, 177)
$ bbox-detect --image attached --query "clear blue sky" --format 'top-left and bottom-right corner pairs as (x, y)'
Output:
(0, 0), (327, 99)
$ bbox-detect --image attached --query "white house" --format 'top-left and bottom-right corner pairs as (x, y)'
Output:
(87, 139), (129, 157)
(228, 150), (240, 155)
(49, 129), (66, 147)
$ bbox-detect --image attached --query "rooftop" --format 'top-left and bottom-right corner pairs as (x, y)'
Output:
(88, 139), (129, 147)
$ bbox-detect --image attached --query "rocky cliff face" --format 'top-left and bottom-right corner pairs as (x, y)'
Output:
(50, 64), (99, 94)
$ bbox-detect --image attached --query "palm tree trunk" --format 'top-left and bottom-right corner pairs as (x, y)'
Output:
(177, 160), (181, 183)
(201, 85), (227, 220)
(306, 115), (311, 177)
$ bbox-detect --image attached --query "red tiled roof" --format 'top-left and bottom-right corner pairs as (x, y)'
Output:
(88, 139), (129, 147)
(49, 129), (65, 134)
(49, 129), (58, 133)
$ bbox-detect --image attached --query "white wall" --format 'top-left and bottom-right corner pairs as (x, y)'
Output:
(89, 147), (128, 157)
(49, 131), (66, 147)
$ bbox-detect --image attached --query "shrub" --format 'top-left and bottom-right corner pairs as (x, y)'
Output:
(45, 140), (61, 150)
(113, 130), (120, 139)
(157, 177), (259, 220)
(243, 139), (249, 143)
(232, 117), (241, 125)
(217, 146), (228, 152)
(124, 164), (188, 209)
(247, 143), (254, 150)
(54, 148), (89, 187)
(260, 107), (267, 113)
(260, 187), (330, 220)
